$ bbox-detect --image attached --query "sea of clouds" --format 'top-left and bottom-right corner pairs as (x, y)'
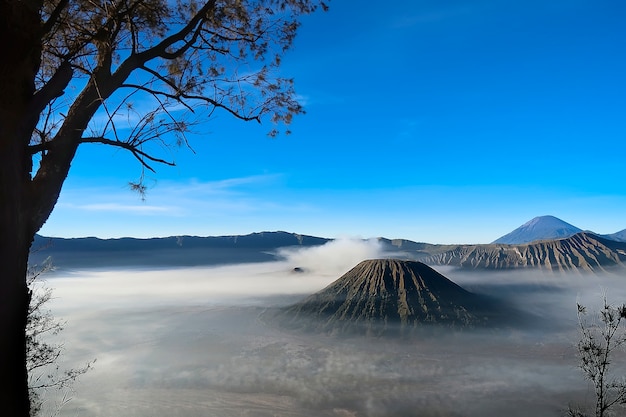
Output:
(36, 238), (626, 417)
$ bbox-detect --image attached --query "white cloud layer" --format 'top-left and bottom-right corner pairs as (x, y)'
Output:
(276, 237), (384, 277)
(39, 254), (626, 417)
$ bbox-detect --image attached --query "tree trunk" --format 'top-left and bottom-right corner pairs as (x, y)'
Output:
(0, 167), (32, 417)
(1, 1), (43, 415)
(0, 81), (35, 417)
(0, 128), (34, 417)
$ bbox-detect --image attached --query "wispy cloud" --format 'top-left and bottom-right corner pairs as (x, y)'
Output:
(158, 174), (283, 195)
(41, 173), (320, 238)
(72, 203), (177, 215)
(277, 238), (384, 277)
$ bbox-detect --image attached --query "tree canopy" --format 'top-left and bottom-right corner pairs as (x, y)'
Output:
(28, 0), (326, 230)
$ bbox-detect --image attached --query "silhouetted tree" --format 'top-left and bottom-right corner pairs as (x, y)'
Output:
(568, 298), (626, 417)
(0, 1), (326, 415)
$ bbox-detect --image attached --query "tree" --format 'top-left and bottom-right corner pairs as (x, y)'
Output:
(568, 298), (626, 417)
(26, 259), (94, 416)
(0, 1), (326, 415)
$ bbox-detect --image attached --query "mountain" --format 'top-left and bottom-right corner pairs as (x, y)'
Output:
(492, 215), (582, 245)
(29, 221), (626, 271)
(29, 231), (330, 269)
(272, 259), (498, 335)
(376, 238), (458, 260)
(425, 232), (626, 272)
(603, 229), (626, 243)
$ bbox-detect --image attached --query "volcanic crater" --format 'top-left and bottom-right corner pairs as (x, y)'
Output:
(272, 259), (502, 335)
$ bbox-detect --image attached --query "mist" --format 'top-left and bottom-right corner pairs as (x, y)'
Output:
(38, 239), (626, 416)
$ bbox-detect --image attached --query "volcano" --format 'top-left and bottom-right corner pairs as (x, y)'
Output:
(274, 259), (495, 335)
(492, 215), (582, 245)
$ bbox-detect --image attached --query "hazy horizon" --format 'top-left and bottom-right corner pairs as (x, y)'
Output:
(33, 215), (626, 247)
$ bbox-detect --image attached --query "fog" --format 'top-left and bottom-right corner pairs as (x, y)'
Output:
(38, 239), (626, 417)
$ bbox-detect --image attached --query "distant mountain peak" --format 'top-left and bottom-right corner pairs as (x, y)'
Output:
(524, 215), (563, 226)
(492, 215), (582, 245)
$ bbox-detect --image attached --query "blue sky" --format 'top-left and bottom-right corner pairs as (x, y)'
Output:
(39, 0), (626, 244)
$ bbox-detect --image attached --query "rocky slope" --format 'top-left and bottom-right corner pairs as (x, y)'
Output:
(273, 259), (497, 335)
(425, 232), (626, 272)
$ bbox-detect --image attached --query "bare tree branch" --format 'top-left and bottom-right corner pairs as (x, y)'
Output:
(79, 136), (176, 172)
(570, 298), (626, 417)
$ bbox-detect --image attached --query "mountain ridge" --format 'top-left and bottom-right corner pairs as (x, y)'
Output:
(604, 229), (626, 243)
(30, 218), (626, 270)
(30, 231), (330, 268)
(425, 232), (626, 272)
